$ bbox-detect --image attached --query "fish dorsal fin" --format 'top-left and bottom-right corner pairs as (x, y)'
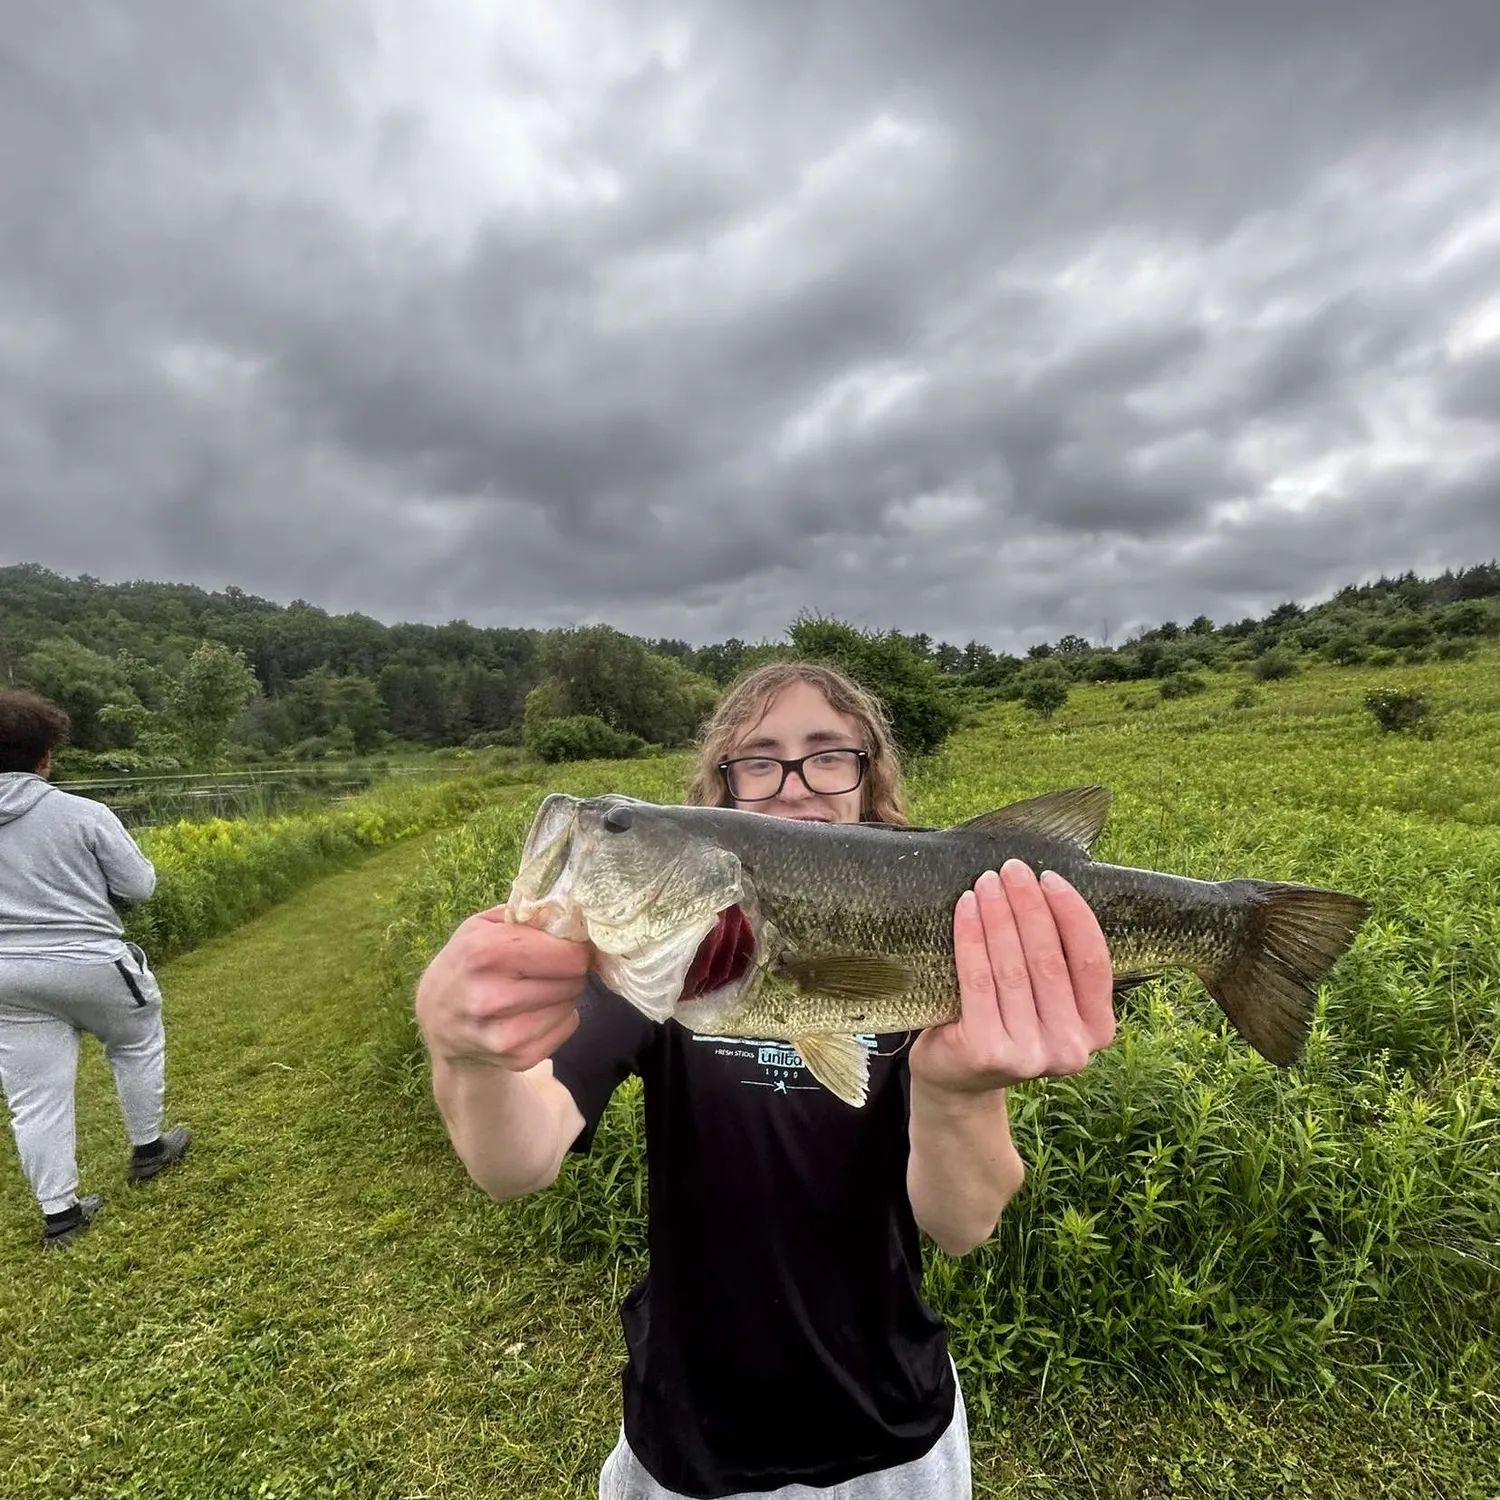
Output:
(956, 785), (1112, 852)
(794, 1033), (871, 1108)
(776, 954), (916, 1004)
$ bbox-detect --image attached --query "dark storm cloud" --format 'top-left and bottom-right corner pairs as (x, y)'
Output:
(2, 0), (1498, 654)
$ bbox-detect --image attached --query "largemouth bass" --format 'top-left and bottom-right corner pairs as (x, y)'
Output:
(506, 786), (1370, 1107)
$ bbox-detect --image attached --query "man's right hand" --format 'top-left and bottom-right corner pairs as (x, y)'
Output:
(415, 907), (592, 1201)
(415, 907), (592, 1074)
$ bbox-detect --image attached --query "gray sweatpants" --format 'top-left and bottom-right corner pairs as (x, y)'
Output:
(598, 1367), (971, 1499)
(0, 945), (167, 1215)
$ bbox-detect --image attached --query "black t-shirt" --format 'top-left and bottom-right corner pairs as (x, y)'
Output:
(548, 975), (956, 1499)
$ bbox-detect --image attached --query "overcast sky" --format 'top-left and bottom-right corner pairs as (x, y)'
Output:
(2, 1), (1498, 653)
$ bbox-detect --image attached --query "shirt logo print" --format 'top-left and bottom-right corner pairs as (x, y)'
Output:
(691, 1033), (879, 1094)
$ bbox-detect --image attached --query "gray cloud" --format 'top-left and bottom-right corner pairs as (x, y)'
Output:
(2, 0), (1498, 655)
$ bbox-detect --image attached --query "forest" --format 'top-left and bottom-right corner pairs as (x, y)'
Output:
(1, 558), (1497, 774)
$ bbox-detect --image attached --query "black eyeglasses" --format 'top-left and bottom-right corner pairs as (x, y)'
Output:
(718, 748), (869, 802)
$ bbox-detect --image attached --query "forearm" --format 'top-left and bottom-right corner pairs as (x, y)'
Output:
(429, 1056), (577, 1202)
(100, 842), (157, 903)
(906, 1078), (1026, 1257)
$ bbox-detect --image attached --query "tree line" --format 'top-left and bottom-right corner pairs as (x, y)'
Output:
(1, 560), (1496, 773)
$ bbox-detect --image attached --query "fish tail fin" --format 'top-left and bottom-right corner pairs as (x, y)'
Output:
(1202, 883), (1370, 1065)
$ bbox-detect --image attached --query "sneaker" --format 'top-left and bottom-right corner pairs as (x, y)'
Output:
(129, 1124), (192, 1183)
(42, 1194), (104, 1251)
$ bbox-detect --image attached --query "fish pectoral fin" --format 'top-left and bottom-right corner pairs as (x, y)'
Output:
(1112, 971), (1161, 997)
(775, 954), (916, 1003)
(795, 1033), (871, 1108)
(956, 785), (1112, 853)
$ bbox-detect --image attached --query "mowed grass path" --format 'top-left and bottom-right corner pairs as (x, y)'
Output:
(3, 836), (1491, 1498)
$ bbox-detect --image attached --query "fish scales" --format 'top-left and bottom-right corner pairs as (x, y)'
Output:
(722, 825), (1263, 1037)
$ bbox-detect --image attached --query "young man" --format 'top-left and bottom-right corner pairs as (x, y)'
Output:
(416, 662), (1116, 1498)
(0, 691), (191, 1250)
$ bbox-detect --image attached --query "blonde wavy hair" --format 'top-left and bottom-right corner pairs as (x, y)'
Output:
(686, 660), (909, 826)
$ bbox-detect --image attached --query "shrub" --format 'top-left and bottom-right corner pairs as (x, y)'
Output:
(527, 714), (647, 763)
(1364, 688), (1434, 736)
(1373, 615), (1434, 650)
(1435, 600), (1496, 638)
(1086, 653), (1135, 683)
(1159, 672), (1208, 701)
(1018, 661), (1070, 720)
(53, 747), (179, 777)
(1249, 648), (1299, 681)
(1230, 685), (1261, 710)
(1322, 632), (1368, 666)
(286, 736), (335, 761)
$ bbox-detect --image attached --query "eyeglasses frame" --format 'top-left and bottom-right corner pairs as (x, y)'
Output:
(716, 747), (870, 802)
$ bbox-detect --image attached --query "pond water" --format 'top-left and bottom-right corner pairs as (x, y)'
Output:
(54, 764), (440, 829)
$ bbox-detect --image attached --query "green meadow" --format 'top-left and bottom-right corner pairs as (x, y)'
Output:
(3, 650), (1497, 1498)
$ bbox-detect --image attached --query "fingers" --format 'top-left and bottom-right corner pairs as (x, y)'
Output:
(473, 997), (582, 1072)
(1039, 870), (1118, 1053)
(466, 912), (592, 982)
(528, 1004), (583, 1062)
(953, 885), (1020, 1056)
(468, 974), (590, 1019)
(967, 869), (1042, 1055)
(417, 912), (593, 1072)
(960, 860), (1112, 1080)
(995, 860), (1091, 1074)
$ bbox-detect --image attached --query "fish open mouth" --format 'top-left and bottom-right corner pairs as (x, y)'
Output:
(682, 904), (756, 1000)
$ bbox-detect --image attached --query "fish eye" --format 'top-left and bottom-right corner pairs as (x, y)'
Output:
(603, 805), (635, 833)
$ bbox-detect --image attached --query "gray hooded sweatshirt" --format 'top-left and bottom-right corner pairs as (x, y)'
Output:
(0, 773), (157, 962)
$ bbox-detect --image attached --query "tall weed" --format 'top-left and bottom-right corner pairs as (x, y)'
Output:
(126, 770), (534, 963)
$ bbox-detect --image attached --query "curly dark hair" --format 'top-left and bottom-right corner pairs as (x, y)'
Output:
(0, 690), (71, 773)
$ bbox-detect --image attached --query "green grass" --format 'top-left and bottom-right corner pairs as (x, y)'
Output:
(3, 652), (1498, 1497)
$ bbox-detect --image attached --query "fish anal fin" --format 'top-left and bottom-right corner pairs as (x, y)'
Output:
(776, 954), (915, 1004)
(957, 786), (1112, 852)
(795, 1033), (871, 1108)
